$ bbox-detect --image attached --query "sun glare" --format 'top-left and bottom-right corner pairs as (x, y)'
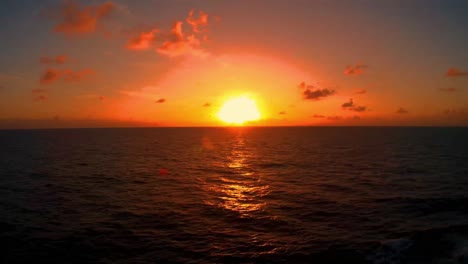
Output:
(217, 96), (261, 125)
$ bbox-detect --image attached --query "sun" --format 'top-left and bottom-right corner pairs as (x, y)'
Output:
(217, 96), (261, 125)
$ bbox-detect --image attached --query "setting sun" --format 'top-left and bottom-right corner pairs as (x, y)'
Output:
(217, 96), (261, 125)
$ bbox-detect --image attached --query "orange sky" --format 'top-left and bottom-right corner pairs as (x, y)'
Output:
(0, 0), (467, 128)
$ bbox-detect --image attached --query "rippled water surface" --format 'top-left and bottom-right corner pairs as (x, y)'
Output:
(0, 127), (467, 263)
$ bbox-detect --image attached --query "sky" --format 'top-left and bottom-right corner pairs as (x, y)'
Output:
(0, 0), (467, 128)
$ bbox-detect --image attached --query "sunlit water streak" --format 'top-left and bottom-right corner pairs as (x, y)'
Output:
(0, 127), (467, 263)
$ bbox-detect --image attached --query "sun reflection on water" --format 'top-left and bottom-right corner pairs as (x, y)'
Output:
(205, 134), (270, 216)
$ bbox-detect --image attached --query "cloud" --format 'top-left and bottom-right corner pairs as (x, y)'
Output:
(40, 55), (68, 64)
(341, 98), (367, 112)
(34, 95), (48, 101)
(327, 116), (342, 120)
(312, 114), (325, 118)
(354, 88), (367, 94)
(439, 87), (457, 93)
(203, 102), (211, 107)
(299, 82), (336, 100)
(443, 108), (468, 116)
(98, 96), (105, 101)
(396, 107), (409, 114)
(32, 89), (47, 93)
(342, 98), (354, 108)
(51, 1), (115, 35)
(278, 111), (286, 115)
(62, 68), (95, 82)
(303, 88), (335, 100)
(126, 29), (158, 50)
(351, 106), (367, 112)
(298, 82), (306, 89)
(156, 21), (207, 57)
(40, 68), (61, 84)
(40, 68), (94, 84)
(186, 9), (208, 33)
(344, 64), (368, 76)
(126, 10), (210, 57)
(155, 98), (166, 103)
(446, 67), (468, 77)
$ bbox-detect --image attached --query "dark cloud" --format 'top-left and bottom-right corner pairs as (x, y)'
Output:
(50, 1), (115, 35)
(203, 102), (211, 107)
(344, 64), (368, 76)
(300, 82), (336, 100)
(40, 55), (68, 64)
(342, 98), (354, 108)
(446, 67), (468, 77)
(327, 116), (342, 120)
(40, 68), (61, 84)
(341, 98), (367, 112)
(40, 68), (94, 84)
(351, 106), (367, 112)
(312, 114), (325, 118)
(278, 111), (286, 115)
(396, 107), (409, 114)
(439, 87), (457, 93)
(155, 98), (166, 103)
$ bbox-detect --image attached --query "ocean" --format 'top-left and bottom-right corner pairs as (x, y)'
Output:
(0, 127), (467, 263)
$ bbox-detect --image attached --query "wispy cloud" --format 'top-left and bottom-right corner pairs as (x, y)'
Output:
(344, 64), (368, 76)
(186, 9), (208, 33)
(312, 114), (325, 118)
(354, 88), (367, 94)
(32, 89), (47, 93)
(444, 108), (468, 116)
(40, 55), (68, 64)
(34, 95), (48, 101)
(446, 67), (468, 77)
(278, 111), (286, 115)
(439, 87), (457, 93)
(62, 69), (95, 82)
(155, 98), (166, 103)
(40, 68), (94, 84)
(48, 1), (115, 35)
(203, 102), (211, 107)
(126, 29), (158, 50)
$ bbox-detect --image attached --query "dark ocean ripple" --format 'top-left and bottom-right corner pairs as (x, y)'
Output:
(0, 127), (467, 263)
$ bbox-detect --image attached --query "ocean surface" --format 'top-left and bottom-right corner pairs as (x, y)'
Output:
(0, 127), (467, 263)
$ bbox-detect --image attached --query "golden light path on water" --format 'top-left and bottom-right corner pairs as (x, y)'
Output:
(204, 133), (270, 216)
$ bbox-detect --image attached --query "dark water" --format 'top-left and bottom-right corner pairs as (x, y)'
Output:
(0, 127), (467, 263)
